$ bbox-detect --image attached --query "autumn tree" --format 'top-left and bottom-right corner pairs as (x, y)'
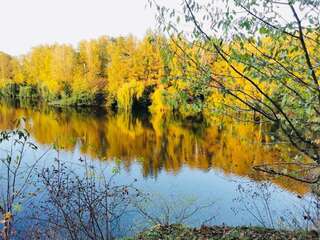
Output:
(106, 36), (152, 111)
(74, 37), (109, 93)
(0, 52), (14, 88)
(50, 44), (76, 97)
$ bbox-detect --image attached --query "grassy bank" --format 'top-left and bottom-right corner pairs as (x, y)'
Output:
(125, 224), (318, 240)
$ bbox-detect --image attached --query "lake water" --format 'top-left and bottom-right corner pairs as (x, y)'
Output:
(0, 100), (316, 237)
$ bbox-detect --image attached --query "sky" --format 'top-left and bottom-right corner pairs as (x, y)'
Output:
(0, 0), (169, 56)
(0, 0), (298, 56)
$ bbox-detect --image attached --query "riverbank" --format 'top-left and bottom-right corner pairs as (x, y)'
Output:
(126, 224), (318, 240)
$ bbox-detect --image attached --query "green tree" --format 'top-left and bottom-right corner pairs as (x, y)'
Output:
(151, 0), (320, 163)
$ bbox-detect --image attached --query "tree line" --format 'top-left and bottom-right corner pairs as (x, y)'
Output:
(0, 34), (162, 110)
(0, 32), (283, 118)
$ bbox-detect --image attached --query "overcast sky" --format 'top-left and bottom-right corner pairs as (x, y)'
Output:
(0, 0), (170, 56)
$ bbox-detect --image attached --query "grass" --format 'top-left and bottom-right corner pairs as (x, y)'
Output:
(123, 224), (319, 240)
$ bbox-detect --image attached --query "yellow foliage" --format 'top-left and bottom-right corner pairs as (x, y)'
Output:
(0, 52), (14, 87)
(0, 102), (311, 195)
(0, 32), (318, 118)
(117, 80), (145, 111)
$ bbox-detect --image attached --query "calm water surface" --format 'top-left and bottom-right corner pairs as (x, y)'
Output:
(0, 101), (315, 236)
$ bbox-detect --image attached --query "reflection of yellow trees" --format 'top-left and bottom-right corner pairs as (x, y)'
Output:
(0, 103), (310, 195)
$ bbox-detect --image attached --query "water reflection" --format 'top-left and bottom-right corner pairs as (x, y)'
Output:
(0, 101), (311, 195)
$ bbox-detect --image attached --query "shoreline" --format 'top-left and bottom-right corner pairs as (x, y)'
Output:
(125, 224), (318, 240)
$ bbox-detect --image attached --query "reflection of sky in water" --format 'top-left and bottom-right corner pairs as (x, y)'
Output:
(9, 138), (309, 231)
(0, 103), (316, 235)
